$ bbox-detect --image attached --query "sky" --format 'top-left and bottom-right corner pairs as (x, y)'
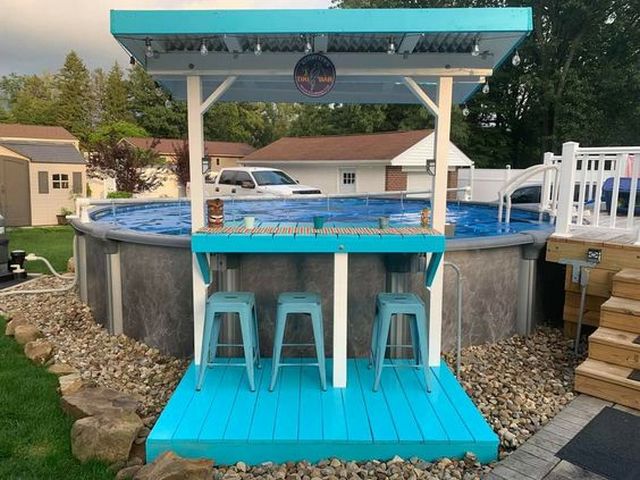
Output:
(0, 0), (333, 77)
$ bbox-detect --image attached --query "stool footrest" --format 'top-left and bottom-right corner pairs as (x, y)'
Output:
(207, 361), (258, 368)
(276, 362), (320, 368)
(281, 343), (317, 348)
(381, 362), (425, 369)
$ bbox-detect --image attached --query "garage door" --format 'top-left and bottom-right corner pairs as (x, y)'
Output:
(0, 156), (31, 226)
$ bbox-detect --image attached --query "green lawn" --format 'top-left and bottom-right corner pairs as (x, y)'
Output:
(0, 317), (113, 480)
(7, 226), (74, 274)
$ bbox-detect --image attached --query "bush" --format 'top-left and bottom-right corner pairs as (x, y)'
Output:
(106, 191), (133, 199)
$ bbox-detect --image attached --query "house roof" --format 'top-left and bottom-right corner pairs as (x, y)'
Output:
(243, 130), (434, 162)
(123, 137), (255, 157)
(0, 123), (77, 141)
(0, 141), (86, 165)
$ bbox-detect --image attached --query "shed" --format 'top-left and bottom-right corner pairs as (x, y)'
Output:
(241, 129), (473, 195)
(0, 124), (86, 226)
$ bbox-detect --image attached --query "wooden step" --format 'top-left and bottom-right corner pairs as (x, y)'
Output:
(612, 269), (640, 301)
(589, 327), (640, 369)
(600, 296), (640, 334)
(575, 358), (640, 410)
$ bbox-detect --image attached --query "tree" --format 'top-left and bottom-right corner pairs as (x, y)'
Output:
(128, 65), (186, 138)
(103, 62), (130, 124)
(55, 51), (92, 139)
(87, 120), (148, 146)
(169, 139), (190, 196)
(0, 73), (26, 111)
(204, 102), (264, 145)
(88, 125), (164, 194)
(333, 0), (640, 167)
(10, 75), (57, 125)
(90, 68), (107, 126)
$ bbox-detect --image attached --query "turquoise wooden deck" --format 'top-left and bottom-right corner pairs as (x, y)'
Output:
(147, 359), (498, 465)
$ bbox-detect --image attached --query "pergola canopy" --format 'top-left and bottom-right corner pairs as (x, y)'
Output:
(111, 8), (532, 104)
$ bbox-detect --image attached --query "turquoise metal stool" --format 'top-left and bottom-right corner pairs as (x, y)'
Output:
(369, 293), (431, 392)
(197, 292), (261, 392)
(270, 292), (327, 391)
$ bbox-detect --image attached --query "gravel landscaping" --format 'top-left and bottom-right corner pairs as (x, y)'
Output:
(1, 276), (187, 419)
(2, 275), (579, 479)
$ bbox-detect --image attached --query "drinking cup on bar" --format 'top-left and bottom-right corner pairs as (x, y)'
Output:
(313, 216), (325, 229)
(378, 216), (390, 229)
(244, 216), (255, 229)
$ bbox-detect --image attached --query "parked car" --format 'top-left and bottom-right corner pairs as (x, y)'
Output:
(204, 167), (321, 196)
(510, 184), (542, 204)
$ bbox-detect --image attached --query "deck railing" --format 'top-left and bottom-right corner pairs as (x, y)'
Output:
(555, 142), (640, 243)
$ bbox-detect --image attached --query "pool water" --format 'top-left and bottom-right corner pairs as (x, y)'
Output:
(91, 198), (551, 238)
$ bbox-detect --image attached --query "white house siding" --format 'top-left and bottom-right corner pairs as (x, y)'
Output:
(29, 162), (86, 225)
(405, 168), (434, 193)
(391, 133), (473, 168)
(241, 163), (386, 194)
(353, 165), (386, 193)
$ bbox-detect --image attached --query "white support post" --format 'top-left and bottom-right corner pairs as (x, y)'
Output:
(541, 152), (554, 214)
(188, 76), (238, 368)
(556, 142), (580, 236)
(187, 76), (208, 369)
(333, 252), (349, 388)
(427, 76), (453, 366)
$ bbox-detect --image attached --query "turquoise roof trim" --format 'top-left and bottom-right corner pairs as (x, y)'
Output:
(111, 8), (532, 36)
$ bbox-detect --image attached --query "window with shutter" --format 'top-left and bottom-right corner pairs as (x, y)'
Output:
(38, 171), (49, 194)
(72, 172), (83, 194)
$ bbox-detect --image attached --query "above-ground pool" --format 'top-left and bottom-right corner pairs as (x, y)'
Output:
(74, 197), (557, 359)
(90, 197), (550, 238)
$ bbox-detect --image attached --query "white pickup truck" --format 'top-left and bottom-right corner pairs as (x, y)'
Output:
(205, 167), (321, 196)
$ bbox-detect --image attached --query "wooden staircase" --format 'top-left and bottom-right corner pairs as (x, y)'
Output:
(575, 269), (640, 410)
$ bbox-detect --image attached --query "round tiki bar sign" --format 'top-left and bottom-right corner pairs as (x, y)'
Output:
(294, 54), (336, 98)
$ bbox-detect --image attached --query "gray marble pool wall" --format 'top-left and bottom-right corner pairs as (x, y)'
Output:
(80, 231), (534, 359)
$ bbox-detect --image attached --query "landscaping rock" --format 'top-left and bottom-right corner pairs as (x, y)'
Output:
(13, 324), (42, 345)
(48, 362), (78, 376)
(116, 465), (143, 480)
(134, 451), (214, 480)
(61, 387), (140, 420)
(2, 276), (188, 418)
(128, 441), (146, 465)
(67, 256), (75, 273)
(59, 373), (85, 396)
(24, 339), (54, 364)
(71, 411), (143, 464)
(5, 313), (29, 335)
